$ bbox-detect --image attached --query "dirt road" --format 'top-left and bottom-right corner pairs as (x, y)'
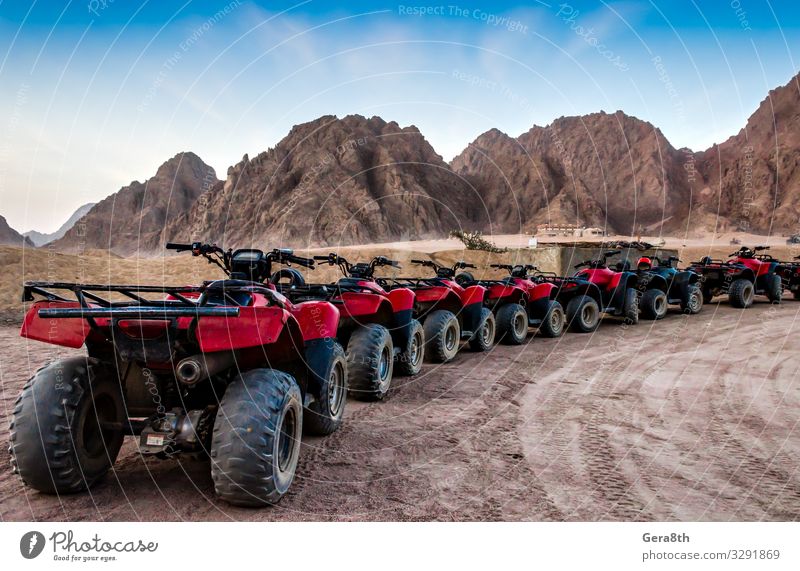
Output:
(1, 300), (799, 521)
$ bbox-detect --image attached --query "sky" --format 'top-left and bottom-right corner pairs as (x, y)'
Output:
(0, 0), (798, 233)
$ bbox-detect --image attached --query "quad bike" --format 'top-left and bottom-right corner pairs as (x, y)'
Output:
(376, 259), (492, 362)
(775, 255), (800, 300)
(688, 246), (782, 308)
(485, 264), (566, 338)
(10, 242), (347, 507)
(454, 266), (537, 345)
(539, 250), (640, 333)
(275, 253), (420, 401)
(629, 256), (702, 319)
(635, 256), (703, 315)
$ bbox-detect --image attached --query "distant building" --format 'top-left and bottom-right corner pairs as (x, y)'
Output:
(536, 224), (605, 237)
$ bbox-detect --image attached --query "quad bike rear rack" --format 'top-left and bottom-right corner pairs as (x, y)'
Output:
(23, 281), (243, 320)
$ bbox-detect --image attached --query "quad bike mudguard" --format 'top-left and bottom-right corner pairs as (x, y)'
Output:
(608, 272), (638, 314)
(291, 300), (341, 340)
(21, 301), (93, 348)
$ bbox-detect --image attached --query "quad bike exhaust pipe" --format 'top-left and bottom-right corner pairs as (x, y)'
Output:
(175, 351), (237, 385)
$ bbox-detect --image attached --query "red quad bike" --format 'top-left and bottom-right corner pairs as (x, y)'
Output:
(539, 250), (640, 333)
(688, 246), (782, 308)
(454, 266), (535, 345)
(275, 253), (420, 401)
(376, 259), (493, 362)
(10, 242), (347, 507)
(484, 264), (567, 338)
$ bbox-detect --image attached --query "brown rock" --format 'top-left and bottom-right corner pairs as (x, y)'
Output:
(0, 216), (34, 247)
(162, 115), (481, 249)
(52, 152), (217, 255)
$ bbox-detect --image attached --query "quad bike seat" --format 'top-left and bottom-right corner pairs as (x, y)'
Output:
(615, 260), (632, 271)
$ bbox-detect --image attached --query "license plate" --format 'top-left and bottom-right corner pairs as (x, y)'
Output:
(146, 435), (165, 446)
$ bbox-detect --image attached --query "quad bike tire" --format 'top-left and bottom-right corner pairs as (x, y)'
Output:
(764, 274), (782, 303)
(623, 287), (640, 324)
(702, 287), (714, 305)
(454, 272), (474, 287)
(211, 368), (302, 506)
(9, 356), (125, 494)
(496, 303), (528, 345)
(680, 285), (703, 314)
(729, 278), (755, 308)
(423, 310), (461, 363)
(538, 300), (565, 338)
(468, 307), (496, 352)
(640, 289), (668, 320)
(566, 295), (600, 333)
(794, 288), (800, 301)
(347, 324), (394, 401)
(304, 342), (348, 436)
(395, 319), (425, 376)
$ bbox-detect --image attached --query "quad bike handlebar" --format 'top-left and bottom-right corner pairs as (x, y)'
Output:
(166, 241), (224, 256)
(730, 245), (770, 258)
(410, 259), (474, 278)
(167, 241), (314, 281)
(575, 250), (621, 270)
(314, 253), (400, 279)
(490, 263), (538, 278)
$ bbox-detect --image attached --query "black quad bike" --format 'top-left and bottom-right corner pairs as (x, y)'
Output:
(11, 242), (347, 506)
(275, 253), (421, 401)
(775, 255), (800, 300)
(631, 256), (703, 318)
(688, 246), (783, 308)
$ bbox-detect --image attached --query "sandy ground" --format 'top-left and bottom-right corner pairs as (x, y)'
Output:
(1, 297), (799, 522)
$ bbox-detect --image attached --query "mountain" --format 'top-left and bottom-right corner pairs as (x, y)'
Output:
(24, 202), (96, 246)
(162, 115), (482, 248)
(694, 73), (800, 233)
(0, 216), (34, 247)
(451, 113), (692, 235)
(23, 71), (800, 255)
(51, 152), (218, 255)
(453, 71), (800, 236)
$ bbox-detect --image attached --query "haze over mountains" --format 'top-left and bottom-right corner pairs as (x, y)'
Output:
(6, 71), (799, 253)
(23, 202), (96, 246)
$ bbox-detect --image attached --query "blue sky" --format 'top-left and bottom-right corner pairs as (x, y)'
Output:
(1, 0), (798, 232)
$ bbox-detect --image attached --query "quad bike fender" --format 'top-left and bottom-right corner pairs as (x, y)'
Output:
(415, 285), (456, 305)
(554, 281), (602, 307)
(609, 273), (638, 310)
(195, 306), (289, 352)
(385, 287), (415, 312)
(291, 301), (341, 341)
(303, 337), (340, 400)
(460, 284), (487, 307)
(460, 299), (484, 333)
(339, 292), (393, 320)
(641, 273), (669, 293)
(391, 308), (414, 350)
(668, 271), (699, 297)
(529, 282), (557, 302)
(20, 301), (92, 349)
(527, 296), (553, 320)
(487, 283), (527, 305)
